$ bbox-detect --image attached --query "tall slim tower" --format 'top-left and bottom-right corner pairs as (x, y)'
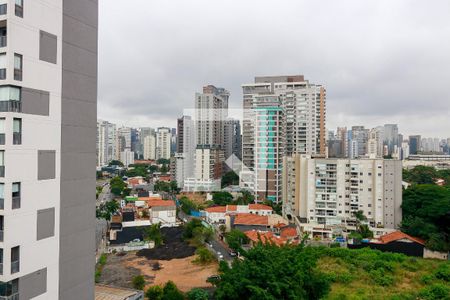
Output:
(0, 0), (98, 299)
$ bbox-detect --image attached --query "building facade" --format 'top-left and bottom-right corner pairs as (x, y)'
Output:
(156, 127), (171, 160)
(0, 0), (98, 299)
(143, 134), (156, 160)
(282, 155), (402, 233)
(97, 120), (116, 167)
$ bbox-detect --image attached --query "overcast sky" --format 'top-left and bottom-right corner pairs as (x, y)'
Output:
(98, 0), (450, 139)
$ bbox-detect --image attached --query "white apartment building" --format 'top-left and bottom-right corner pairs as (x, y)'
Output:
(367, 127), (384, 158)
(241, 75), (326, 203)
(195, 85), (229, 148)
(156, 127), (171, 160)
(120, 150), (135, 167)
(194, 145), (223, 181)
(175, 115), (196, 188)
(143, 134), (156, 160)
(0, 0), (98, 299)
(282, 155), (402, 236)
(97, 120), (116, 167)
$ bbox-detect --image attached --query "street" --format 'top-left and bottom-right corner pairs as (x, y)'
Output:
(96, 182), (111, 207)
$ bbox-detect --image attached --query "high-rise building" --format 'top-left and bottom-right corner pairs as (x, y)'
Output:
(409, 135), (421, 155)
(97, 120), (117, 167)
(117, 127), (132, 151)
(195, 85), (229, 148)
(175, 116), (196, 188)
(241, 75), (326, 203)
(143, 134), (156, 160)
(350, 126), (369, 158)
(282, 155), (402, 237)
(194, 145), (224, 181)
(223, 118), (242, 161)
(383, 124), (399, 155)
(156, 127), (172, 159)
(170, 127), (177, 155)
(120, 150), (135, 167)
(0, 1), (98, 299)
(367, 127), (384, 158)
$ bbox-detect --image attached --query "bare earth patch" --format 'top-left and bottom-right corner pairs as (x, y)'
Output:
(125, 255), (218, 292)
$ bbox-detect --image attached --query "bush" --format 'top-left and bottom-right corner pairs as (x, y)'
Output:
(434, 263), (450, 282)
(419, 283), (450, 300)
(162, 281), (184, 300)
(194, 247), (215, 264)
(370, 269), (394, 286)
(132, 275), (146, 290)
(187, 288), (209, 300)
(146, 285), (163, 300)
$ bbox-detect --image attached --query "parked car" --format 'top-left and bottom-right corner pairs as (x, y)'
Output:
(229, 250), (237, 257)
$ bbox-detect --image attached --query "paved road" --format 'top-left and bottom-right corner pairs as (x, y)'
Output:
(209, 237), (233, 263)
(96, 183), (111, 207)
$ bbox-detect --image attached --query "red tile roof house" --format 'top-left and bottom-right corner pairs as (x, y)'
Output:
(349, 231), (435, 258)
(203, 204), (273, 224)
(244, 229), (299, 247)
(147, 200), (177, 227)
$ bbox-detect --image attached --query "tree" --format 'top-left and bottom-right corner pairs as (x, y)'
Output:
(221, 171), (239, 188)
(234, 190), (255, 205)
(401, 184), (450, 251)
(110, 176), (127, 196)
(403, 166), (438, 185)
(212, 192), (233, 206)
(187, 288), (209, 300)
(214, 244), (330, 300)
(157, 158), (170, 165)
(132, 275), (146, 290)
(183, 219), (204, 239)
(143, 223), (164, 246)
(225, 229), (249, 252)
(358, 224), (374, 239)
(145, 285), (163, 300)
(179, 196), (197, 214)
(109, 160), (124, 167)
(162, 281), (184, 300)
(194, 247), (215, 264)
(96, 200), (119, 220)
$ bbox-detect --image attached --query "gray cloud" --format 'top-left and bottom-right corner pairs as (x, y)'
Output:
(98, 0), (450, 138)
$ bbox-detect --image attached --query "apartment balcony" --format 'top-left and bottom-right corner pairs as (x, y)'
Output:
(10, 260), (19, 274)
(0, 166), (4, 177)
(11, 196), (20, 209)
(0, 69), (5, 80)
(0, 198), (3, 210)
(0, 35), (5, 48)
(0, 230), (3, 242)
(0, 101), (21, 113)
(0, 133), (4, 145)
(12, 133), (21, 145)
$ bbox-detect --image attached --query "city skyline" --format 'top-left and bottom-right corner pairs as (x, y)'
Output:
(98, 0), (450, 138)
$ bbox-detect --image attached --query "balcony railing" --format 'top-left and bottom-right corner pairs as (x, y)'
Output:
(12, 133), (21, 145)
(11, 260), (19, 273)
(0, 133), (4, 145)
(0, 230), (3, 242)
(0, 294), (20, 300)
(0, 36), (5, 48)
(0, 166), (4, 178)
(0, 101), (21, 113)
(0, 4), (6, 15)
(0, 198), (3, 210)
(0, 69), (5, 80)
(12, 196), (20, 209)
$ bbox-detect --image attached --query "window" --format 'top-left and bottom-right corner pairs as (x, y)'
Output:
(0, 27), (6, 48)
(0, 118), (4, 145)
(0, 86), (21, 112)
(12, 183), (20, 209)
(0, 150), (4, 177)
(14, 54), (22, 81)
(11, 246), (20, 274)
(0, 4), (6, 15)
(15, 0), (23, 18)
(0, 53), (5, 79)
(0, 183), (3, 210)
(13, 118), (21, 145)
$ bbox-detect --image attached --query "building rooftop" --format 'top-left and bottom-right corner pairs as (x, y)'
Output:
(234, 214), (268, 226)
(244, 230), (287, 246)
(378, 231), (425, 246)
(95, 284), (143, 300)
(205, 206), (227, 213)
(147, 200), (176, 208)
(249, 204), (273, 211)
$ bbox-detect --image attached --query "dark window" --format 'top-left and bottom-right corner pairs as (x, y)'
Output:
(12, 182), (20, 209)
(15, 0), (23, 18)
(11, 246), (20, 274)
(14, 54), (22, 81)
(13, 118), (21, 145)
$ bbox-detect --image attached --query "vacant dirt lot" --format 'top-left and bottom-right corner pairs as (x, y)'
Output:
(99, 227), (218, 291)
(126, 255), (218, 292)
